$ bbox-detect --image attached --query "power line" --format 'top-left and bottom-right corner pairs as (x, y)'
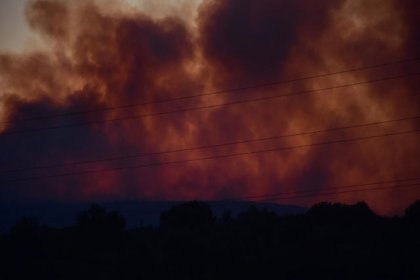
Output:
(122, 180), (420, 217)
(234, 177), (420, 201)
(2, 115), (419, 173)
(3, 57), (418, 125)
(2, 72), (419, 136)
(118, 181), (420, 217)
(3, 128), (419, 182)
(256, 183), (420, 202)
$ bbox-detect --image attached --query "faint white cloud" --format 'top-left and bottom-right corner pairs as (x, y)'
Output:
(0, 0), (33, 52)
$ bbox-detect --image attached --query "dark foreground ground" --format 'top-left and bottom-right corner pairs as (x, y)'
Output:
(1, 200), (419, 280)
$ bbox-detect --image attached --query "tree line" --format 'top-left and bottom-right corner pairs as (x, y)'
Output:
(1, 200), (419, 279)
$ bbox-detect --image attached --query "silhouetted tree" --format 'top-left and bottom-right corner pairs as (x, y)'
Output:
(307, 201), (376, 224)
(76, 204), (126, 233)
(6, 217), (48, 279)
(10, 217), (40, 239)
(219, 210), (233, 224)
(75, 204), (126, 254)
(160, 201), (214, 231)
(3, 200), (419, 279)
(405, 200), (420, 222)
(9, 217), (44, 257)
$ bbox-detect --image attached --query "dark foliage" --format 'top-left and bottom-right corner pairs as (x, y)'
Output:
(0, 200), (419, 279)
(405, 200), (420, 222)
(160, 201), (215, 232)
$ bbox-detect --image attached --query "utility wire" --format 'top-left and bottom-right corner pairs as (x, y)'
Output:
(125, 180), (420, 217)
(3, 57), (418, 125)
(257, 183), (420, 202)
(2, 72), (419, 136)
(233, 177), (420, 201)
(2, 115), (419, 173)
(3, 129), (419, 182)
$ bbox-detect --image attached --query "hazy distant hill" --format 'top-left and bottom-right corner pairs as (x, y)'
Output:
(0, 200), (306, 233)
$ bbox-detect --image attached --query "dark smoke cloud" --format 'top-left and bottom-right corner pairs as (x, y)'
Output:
(0, 0), (419, 214)
(25, 0), (69, 39)
(198, 0), (343, 84)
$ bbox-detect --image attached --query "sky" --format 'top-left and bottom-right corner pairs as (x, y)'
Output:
(0, 0), (204, 51)
(0, 0), (32, 51)
(0, 0), (419, 215)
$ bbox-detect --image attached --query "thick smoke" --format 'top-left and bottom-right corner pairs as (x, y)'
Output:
(0, 0), (418, 214)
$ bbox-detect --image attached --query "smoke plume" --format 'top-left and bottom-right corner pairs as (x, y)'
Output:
(0, 0), (419, 214)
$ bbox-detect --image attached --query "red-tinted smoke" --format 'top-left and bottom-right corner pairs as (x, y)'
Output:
(0, 0), (419, 214)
